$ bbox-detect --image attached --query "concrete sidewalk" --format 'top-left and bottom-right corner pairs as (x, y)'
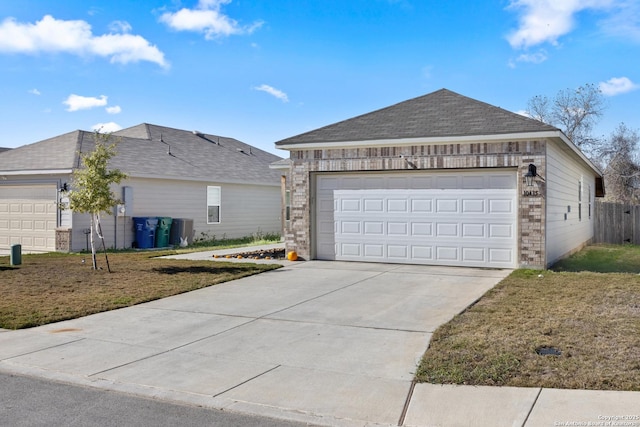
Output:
(0, 256), (638, 426)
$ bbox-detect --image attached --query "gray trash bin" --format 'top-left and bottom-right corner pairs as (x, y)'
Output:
(169, 218), (194, 246)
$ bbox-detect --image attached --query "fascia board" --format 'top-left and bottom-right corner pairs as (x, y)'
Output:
(125, 172), (281, 187)
(276, 132), (562, 150)
(0, 169), (73, 175)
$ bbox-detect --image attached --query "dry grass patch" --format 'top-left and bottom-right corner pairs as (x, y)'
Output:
(416, 269), (640, 391)
(0, 251), (280, 329)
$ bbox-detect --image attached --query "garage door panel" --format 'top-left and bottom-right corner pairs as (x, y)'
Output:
(387, 199), (408, 212)
(489, 248), (513, 263)
(462, 247), (485, 262)
(387, 222), (408, 236)
(0, 185), (58, 251)
(363, 199), (384, 212)
(436, 176), (458, 189)
(462, 199), (485, 213)
(462, 175), (485, 188)
(411, 199), (432, 212)
(489, 199), (514, 213)
(436, 246), (459, 261)
(364, 221), (384, 234)
(341, 243), (361, 256)
(316, 172), (517, 268)
(364, 244), (384, 257)
(411, 246), (433, 260)
(436, 223), (459, 237)
(489, 224), (514, 238)
(341, 221), (361, 234)
(462, 223), (485, 237)
(411, 222), (433, 236)
(388, 245), (408, 259)
(436, 199), (458, 213)
(341, 198), (361, 212)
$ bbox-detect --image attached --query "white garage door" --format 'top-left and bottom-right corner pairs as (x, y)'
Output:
(315, 170), (517, 268)
(0, 185), (58, 251)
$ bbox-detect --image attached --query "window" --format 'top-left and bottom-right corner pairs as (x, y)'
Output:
(285, 190), (291, 222)
(578, 180), (582, 221)
(207, 186), (221, 224)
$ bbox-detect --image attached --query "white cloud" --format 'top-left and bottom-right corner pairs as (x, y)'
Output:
(91, 122), (122, 133)
(506, 0), (613, 49)
(106, 105), (122, 114)
(64, 94), (107, 112)
(253, 84), (289, 102)
(599, 76), (639, 96)
(28, 88), (41, 95)
(160, 0), (263, 39)
(516, 50), (548, 63)
(108, 20), (132, 34)
(0, 15), (168, 68)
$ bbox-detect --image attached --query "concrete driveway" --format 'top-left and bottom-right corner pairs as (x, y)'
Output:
(0, 261), (510, 426)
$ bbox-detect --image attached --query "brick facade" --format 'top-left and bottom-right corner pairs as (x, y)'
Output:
(284, 139), (548, 268)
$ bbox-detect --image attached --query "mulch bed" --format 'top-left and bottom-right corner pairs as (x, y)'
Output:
(214, 248), (286, 260)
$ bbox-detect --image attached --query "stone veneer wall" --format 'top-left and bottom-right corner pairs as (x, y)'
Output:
(55, 228), (72, 253)
(285, 140), (547, 268)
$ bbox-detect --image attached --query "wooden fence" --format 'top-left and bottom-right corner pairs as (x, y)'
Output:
(594, 201), (640, 245)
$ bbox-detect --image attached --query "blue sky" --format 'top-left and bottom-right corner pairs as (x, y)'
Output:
(0, 0), (638, 156)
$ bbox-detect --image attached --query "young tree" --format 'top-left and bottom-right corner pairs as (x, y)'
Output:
(597, 123), (640, 203)
(66, 132), (127, 270)
(526, 83), (606, 149)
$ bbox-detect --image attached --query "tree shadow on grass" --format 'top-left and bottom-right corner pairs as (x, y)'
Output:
(152, 265), (252, 275)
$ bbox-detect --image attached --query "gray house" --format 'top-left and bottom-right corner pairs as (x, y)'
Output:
(0, 124), (282, 252)
(275, 89), (604, 269)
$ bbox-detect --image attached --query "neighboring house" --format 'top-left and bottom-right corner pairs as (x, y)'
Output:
(275, 89), (604, 269)
(0, 124), (283, 252)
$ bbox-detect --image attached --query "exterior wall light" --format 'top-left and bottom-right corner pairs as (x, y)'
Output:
(524, 164), (537, 187)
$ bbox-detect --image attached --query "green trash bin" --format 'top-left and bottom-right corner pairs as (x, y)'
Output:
(155, 217), (172, 248)
(10, 244), (22, 266)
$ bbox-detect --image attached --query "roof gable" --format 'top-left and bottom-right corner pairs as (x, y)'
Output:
(276, 89), (559, 146)
(0, 130), (81, 172)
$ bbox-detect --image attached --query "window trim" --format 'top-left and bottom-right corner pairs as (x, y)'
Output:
(285, 189), (291, 223)
(578, 180), (582, 222)
(588, 184), (592, 219)
(207, 186), (221, 224)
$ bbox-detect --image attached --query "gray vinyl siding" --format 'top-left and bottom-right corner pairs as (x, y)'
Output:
(70, 177), (281, 251)
(545, 141), (596, 266)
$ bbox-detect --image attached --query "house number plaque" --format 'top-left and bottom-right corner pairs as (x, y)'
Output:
(523, 190), (540, 197)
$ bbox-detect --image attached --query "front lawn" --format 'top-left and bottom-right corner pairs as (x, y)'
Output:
(0, 251), (280, 330)
(416, 245), (640, 391)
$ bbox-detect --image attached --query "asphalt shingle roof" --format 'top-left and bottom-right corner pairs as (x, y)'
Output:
(276, 88), (559, 146)
(0, 124), (283, 185)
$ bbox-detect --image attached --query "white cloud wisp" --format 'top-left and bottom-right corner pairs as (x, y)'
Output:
(253, 84), (289, 102)
(106, 105), (122, 114)
(0, 15), (168, 68)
